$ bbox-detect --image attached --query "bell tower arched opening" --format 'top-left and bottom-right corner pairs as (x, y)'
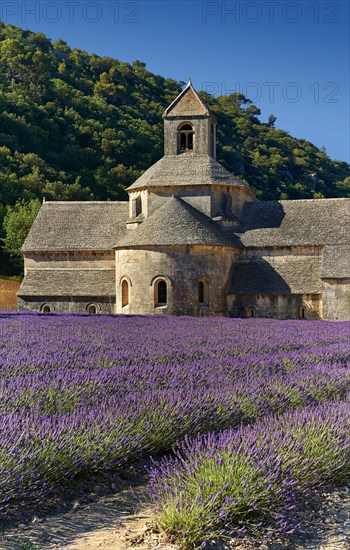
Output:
(177, 123), (194, 154)
(162, 83), (217, 157)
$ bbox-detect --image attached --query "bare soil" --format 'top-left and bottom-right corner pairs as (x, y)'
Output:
(1, 465), (349, 550)
(0, 279), (21, 311)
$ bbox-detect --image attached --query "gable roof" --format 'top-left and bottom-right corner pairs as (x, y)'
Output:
(227, 255), (322, 295)
(22, 195), (349, 270)
(234, 198), (350, 248)
(22, 201), (129, 252)
(321, 244), (350, 278)
(127, 155), (251, 191)
(116, 196), (233, 248)
(163, 84), (210, 117)
(17, 269), (115, 297)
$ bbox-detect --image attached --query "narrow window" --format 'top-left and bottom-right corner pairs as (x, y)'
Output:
(198, 281), (204, 303)
(299, 306), (306, 320)
(156, 280), (167, 306)
(88, 304), (96, 314)
(247, 306), (256, 318)
(122, 280), (129, 307)
(135, 195), (142, 217)
(198, 279), (209, 306)
(42, 304), (51, 313)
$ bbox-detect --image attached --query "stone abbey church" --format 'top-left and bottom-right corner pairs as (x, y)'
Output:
(19, 84), (350, 320)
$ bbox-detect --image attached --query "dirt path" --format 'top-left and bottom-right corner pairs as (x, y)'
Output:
(0, 458), (182, 550)
(1, 478), (350, 550)
(60, 508), (176, 550)
(0, 482), (178, 550)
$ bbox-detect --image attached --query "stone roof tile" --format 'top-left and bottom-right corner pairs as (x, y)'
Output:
(234, 198), (350, 247)
(22, 197), (349, 256)
(322, 244), (350, 278)
(17, 269), (115, 297)
(22, 201), (129, 252)
(116, 196), (233, 248)
(127, 155), (250, 191)
(227, 255), (322, 295)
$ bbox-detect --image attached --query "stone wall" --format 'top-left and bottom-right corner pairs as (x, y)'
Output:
(164, 116), (212, 157)
(18, 296), (115, 314)
(129, 185), (253, 222)
(146, 187), (212, 218)
(322, 279), (350, 320)
(20, 251), (116, 314)
(227, 293), (322, 319)
(226, 245), (324, 319)
(235, 246), (323, 293)
(115, 245), (236, 316)
(24, 251), (114, 271)
(211, 185), (254, 219)
(19, 246), (349, 320)
(0, 278), (21, 310)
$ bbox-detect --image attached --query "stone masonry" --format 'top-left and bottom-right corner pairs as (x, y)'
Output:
(18, 83), (350, 320)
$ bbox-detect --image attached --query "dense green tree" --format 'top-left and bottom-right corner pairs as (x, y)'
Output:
(2, 198), (41, 257)
(267, 114), (277, 128)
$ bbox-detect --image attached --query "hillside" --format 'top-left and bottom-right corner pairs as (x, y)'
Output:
(0, 23), (349, 271)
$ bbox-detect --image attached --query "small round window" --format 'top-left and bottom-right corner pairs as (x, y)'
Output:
(41, 304), (51, 314)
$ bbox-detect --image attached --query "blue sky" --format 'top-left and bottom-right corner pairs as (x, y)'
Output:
(1, 0), (349, 162)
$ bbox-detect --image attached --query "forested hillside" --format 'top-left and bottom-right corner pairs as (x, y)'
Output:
(0, 23), (349, 273)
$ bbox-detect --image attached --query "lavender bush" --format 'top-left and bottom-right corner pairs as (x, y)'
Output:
(0, 313), (349, 536)
(149, 400), (350, 547)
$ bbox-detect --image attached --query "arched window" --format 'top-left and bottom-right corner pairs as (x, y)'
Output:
(155, 280), (167, 306)
(247, 306), (256, 318)
(88, 304), (96, 314)
(299, 305), (307, 320)
(178, 123), (194, 153)
(122, 279), (129, 307)
(41, 304), (51, 313)
(198, 278), (209, 306)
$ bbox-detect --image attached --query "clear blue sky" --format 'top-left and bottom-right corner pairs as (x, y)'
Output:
(1, 0), (349, 162)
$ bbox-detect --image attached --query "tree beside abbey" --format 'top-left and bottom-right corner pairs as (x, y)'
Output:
(0, 23), (349, 275)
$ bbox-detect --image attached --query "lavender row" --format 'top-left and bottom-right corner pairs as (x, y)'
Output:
(0, 313), (349, 519)
(149, 398), (350, 548)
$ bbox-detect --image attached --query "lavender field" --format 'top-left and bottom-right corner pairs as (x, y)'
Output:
(0, 313), (349, 547)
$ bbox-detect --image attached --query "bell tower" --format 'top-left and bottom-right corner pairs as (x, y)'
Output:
(163, 82), (217, 159)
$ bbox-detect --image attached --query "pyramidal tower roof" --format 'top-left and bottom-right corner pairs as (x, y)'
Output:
(163, 81), (211, 117)
(126, 155), (250, 190)
(116, 196), (234, 248)
(127, 81), (253, 193)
